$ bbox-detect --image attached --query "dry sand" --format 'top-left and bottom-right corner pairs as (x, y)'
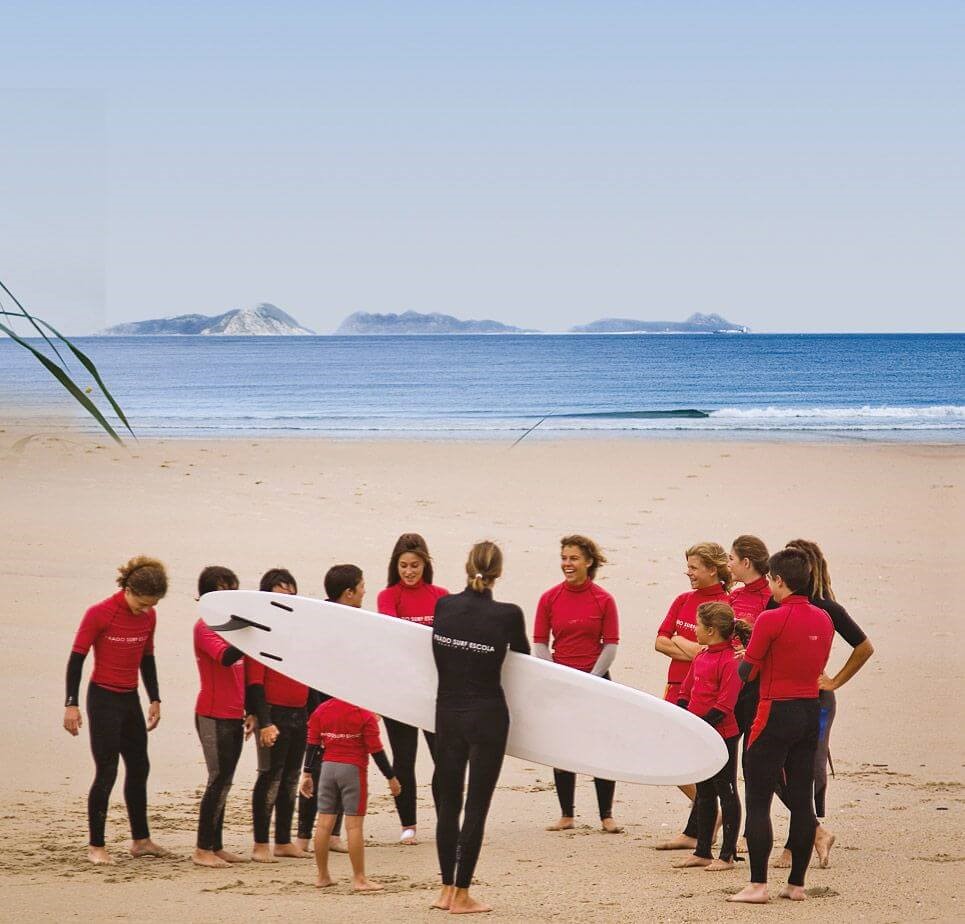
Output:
(0, 432), (962, 922)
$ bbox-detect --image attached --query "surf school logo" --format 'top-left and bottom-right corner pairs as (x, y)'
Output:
(434, 635), (496, 654)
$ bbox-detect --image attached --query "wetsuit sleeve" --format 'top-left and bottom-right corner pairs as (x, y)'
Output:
(702, 708), (726, 727)
(65, 651), (86, 707)
(376, 587), (398, 617)
(533, 592), (551, 645)
(306, 706), (323, 746)
(601, 595), (619, 645)
(657, 595), (684, 639)
(371, 750), (394, 779)
(679, 661), (696, 702)
(140, 654), (160, 702)
(303, 744), (324, 773)
(363, 713), (385, 754)
(71, 605), (106, 655)
(221, 646), (244, 666)
(823, 599), (867, 647)
(742, 612), (777, 678)
(508, 607), (531, 655)
(714, 655), (742, 714)
(245, 657), (271, 725)
(590, 643), (617, 677)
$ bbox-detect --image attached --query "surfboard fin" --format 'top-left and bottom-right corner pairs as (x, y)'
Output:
(207, 615), (272, 633)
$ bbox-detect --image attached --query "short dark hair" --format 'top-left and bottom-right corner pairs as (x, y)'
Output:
(768, 548), (811, 595)
(198, 566), (239, 596)
(325, 564), (363, 601)
(259, 568), (297, 593)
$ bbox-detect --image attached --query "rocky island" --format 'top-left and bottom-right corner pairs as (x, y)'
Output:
(335, 311), (535, 335)
(97, 303), (314, 336)
(570, 313), (747, 334)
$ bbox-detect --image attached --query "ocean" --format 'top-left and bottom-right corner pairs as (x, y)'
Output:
(2, 333), (963, 441)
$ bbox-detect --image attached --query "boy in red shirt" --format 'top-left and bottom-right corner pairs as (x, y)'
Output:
(299, 699), (400, 892)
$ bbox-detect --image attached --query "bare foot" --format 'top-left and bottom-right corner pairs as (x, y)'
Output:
(728, 884), (769, 904)
(88, 846), (115, 865)
(450, 888), (492, 914)
(779, 885), (807, 901)
(771, 848), (792, 869)
(215, 849), (249, 864)
(431, 885), (454, 910)
(192, 848), (229, 868)
(251, 843), (277, 864)
(330, 836), (349, 854)
(654, 834), (698, 851)
(315, 876), (335, 888)
(545, 817), (575, 832)
(736, 836), (748, 854)
(273, 843), (311, 859)
(294, 837), (314, 853)
(352, 877), (385, 892)
(705, 858), (735, 871)
(400, 828), (418, 845)
(673, 855), (712, 868)
(814, 826), (836, 868)
(601, 818), (624, 834)
(130, 839), (171, 858)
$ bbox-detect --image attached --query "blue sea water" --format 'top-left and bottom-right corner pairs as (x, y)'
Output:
(2, 334), (963, 441)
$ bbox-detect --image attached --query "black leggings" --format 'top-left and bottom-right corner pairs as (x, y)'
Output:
(694, 735), (741, 861)
(744, 698), (820, 887)
(195, 715), (244, 851)
(297, 762), (342, 840)
(383, 716), (438, 828)
(252, 705), (306, 845)
(86, 682), (150, 847)
(775, 688), (836, 823)
(553, 771), (615, 820)
(434, 705), (508, 889)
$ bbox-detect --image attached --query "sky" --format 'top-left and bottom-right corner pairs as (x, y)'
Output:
(1, 2), (962, 334)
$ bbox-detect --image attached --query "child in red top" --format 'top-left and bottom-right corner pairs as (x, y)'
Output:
(376, 532), (448, 843)
(299, 699), (400, 892)
(673, 603), (752, 871)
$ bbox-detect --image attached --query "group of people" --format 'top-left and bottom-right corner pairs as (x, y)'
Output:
(62, 530), (872, 911)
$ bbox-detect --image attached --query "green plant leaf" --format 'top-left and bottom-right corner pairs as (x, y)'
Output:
(0, 318), (123, 444)
(0, 279), (68, 368)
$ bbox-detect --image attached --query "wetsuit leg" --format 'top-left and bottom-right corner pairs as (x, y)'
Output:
(744, 700), (818, 885)
(552, 769), (576, 817)
(453, 708), (509, 889)
(423, 729), (440, 811)
(252, 706), (288, 843)
(112, 691), (151, 842)
(196, 716), (244, 851)
(593, 778), (616, 820)
(384, 717), (420, 827)
(683, 796), (701, 839)
(813, 689), (836, 819)
(86, 683), (124, 847)
(271, 707), (307, 845)
(713, 736), (741, 861)
(434, 711), (470, 886)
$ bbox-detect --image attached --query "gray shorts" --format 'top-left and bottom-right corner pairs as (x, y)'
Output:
(317, 761), (367, 816)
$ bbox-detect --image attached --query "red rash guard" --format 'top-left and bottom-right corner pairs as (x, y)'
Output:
(245, 657), (308, 708)
(71, 591), (156, 692)
(728, 576), (771, 626)
(533, 581), (619, 673)
(377, 581), (449, 626)
(194, 619), (244, 719)
(743, 595), (834, 701)
(306, 699), (385, 770)
(679, 642), (742, 738)
(656, 583), (730, 687)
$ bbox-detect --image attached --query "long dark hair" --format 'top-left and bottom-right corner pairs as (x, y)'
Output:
(386, 533), (434, 587)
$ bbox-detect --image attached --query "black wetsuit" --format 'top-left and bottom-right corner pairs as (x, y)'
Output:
(432, 588), (530, 889)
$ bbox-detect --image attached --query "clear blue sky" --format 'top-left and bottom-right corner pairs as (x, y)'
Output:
(1, 2), (962, 333)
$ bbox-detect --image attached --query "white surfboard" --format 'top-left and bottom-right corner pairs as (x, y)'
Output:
(199, 590), (726, 786)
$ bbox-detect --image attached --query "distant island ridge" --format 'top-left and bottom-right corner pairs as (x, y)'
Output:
(96, 306), (747, 336)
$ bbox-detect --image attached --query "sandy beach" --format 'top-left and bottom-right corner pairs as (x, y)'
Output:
(1, 431), (962, 922)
